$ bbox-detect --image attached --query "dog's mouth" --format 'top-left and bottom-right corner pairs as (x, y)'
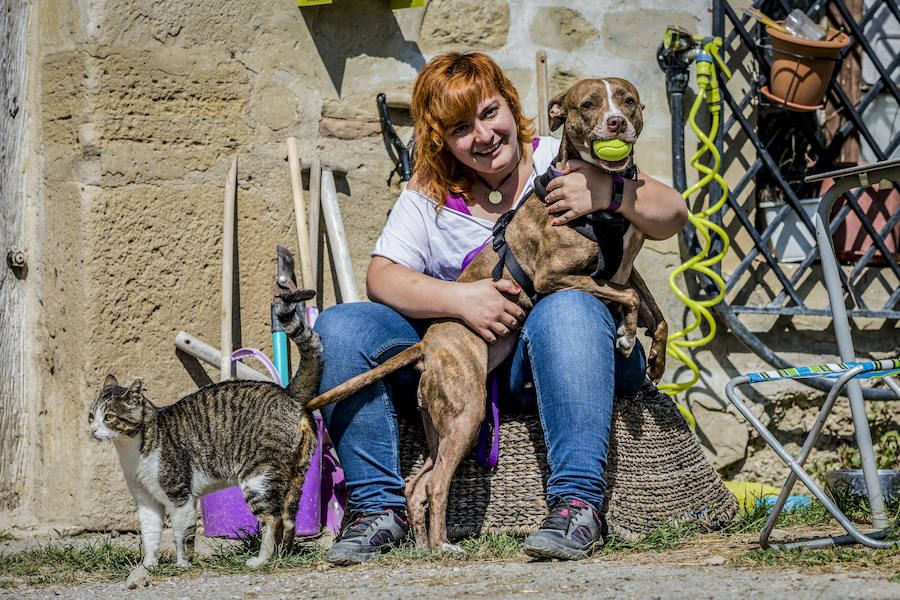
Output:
(590, 140), (634, 173)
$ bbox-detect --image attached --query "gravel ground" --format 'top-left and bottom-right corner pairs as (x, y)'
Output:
(2, 527), (900, 599)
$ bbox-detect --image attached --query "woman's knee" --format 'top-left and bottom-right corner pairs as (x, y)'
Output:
(526, 290), (616, 341)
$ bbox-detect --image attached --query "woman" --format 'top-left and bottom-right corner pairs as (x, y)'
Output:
(315, 52), (687, 564)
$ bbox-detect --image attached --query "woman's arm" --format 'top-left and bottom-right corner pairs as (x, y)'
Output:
(366, 256), (526, 343)
(544, 159), (688, 240)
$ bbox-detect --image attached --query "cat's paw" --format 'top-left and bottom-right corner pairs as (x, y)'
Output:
(126, 565), (152, 589)
(245, 555), (268, 568)
(439, 542), (466, 555)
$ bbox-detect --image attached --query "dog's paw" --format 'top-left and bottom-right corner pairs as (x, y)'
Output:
(615, 333), (636, 356)
(175, 559), (193, 568)
(126, 565), (152, 589)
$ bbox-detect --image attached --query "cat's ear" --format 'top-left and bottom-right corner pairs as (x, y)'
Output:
(103, 374), (119, 389)
(127, 379), (144, 404)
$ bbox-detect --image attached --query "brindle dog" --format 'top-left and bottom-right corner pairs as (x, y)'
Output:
(307, 77), (667, 551)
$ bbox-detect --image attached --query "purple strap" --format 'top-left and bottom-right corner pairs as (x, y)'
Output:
(444, 192), (471, 215)
(476, 374), (500, 469)
(461, 238), (491, 272)
(231, 347), (282, 385)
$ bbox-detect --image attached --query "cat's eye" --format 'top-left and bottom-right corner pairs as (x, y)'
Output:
(88, 412), (94, 420)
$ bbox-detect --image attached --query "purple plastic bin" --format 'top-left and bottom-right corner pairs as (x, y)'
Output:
(320, 443), (347, 534)
(200, 416), (324, 538)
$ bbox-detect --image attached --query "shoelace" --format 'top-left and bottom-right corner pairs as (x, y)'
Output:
(337, 512), (385, 541)
(542, 501), (580, 532)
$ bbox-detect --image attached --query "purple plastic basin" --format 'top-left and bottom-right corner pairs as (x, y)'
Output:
(200, 416), (324, 538)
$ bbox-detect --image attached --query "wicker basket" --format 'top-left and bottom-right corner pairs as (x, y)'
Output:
(398, 383), (738, 541)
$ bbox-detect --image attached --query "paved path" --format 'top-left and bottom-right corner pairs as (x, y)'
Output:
(4, 558), (900, 600)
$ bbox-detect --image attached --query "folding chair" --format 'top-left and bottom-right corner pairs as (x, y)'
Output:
(725, 159), (900, 550)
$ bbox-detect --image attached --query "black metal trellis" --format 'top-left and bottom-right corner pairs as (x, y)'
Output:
(675, 0), (899, 398)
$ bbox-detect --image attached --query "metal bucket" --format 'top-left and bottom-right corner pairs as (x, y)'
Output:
(825, 469), (900, 505)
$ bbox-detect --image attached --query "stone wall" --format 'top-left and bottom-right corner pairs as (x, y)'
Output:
(3, 0), (896, 530)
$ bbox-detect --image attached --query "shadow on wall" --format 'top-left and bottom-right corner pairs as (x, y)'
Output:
(298, 0), (426, 96)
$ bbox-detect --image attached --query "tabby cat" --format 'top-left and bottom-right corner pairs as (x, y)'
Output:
(88, 289), (321, 568)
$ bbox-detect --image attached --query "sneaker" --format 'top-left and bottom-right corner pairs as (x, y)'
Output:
(523, 498), (606, 560)
(324, 509), (409, 565)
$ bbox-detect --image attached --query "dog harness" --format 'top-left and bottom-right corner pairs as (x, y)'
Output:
(488, 165), (637, 305)
(533, 166), (634, 281)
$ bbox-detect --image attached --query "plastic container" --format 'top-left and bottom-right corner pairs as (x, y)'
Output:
(783, 9), (826, 41)
(759, 199), (820, 262)
(200, 416), (324, 538)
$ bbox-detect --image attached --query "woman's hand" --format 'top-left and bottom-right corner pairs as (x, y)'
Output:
(544, 159), (612, 225)
(453, 278), (526, 343)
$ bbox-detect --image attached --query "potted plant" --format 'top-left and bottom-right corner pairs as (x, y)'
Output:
(761, 24), (851, 111)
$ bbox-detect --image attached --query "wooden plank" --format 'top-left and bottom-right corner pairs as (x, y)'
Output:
(826, 0), (862, 163)
(536, 50), (549, 136)
(0, 0), (29, 510)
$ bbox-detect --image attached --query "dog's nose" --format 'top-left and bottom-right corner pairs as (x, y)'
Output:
(606, 116), (627, 135)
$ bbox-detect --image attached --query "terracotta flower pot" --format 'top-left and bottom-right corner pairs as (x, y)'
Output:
(816, 163), (900, 266)
(765, 25), (851, 111)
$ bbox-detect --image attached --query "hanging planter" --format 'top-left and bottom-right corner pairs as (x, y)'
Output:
(760, 25), (851, 112)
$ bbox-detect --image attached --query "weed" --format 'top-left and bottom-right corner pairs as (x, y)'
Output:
(600, 519), (701, 554)
(0, 531), (14, 542)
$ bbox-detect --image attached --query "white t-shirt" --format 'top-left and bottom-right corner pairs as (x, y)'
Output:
(372, 136), (560, 281)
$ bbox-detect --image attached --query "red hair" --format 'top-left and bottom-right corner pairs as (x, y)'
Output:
(410, 52), (534, 207)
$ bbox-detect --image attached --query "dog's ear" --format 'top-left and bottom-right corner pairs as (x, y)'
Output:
(548, 91), (568, 132)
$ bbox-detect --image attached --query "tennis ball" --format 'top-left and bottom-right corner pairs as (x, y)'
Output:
(592, 139), (633, 162)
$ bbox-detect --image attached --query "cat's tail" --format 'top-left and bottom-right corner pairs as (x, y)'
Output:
(274, 289), (323, 404)
(305, 343), (424, 411)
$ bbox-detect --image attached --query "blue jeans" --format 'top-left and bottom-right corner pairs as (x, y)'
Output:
(314, 290), (647, 514)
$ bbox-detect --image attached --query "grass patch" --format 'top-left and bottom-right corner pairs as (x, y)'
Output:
(600, 519), (702, 554)
(0, 534), (329, 588)
(0, 537), (141, 586)
(729, 496), (900, 576)
(0, 531), (14, 542)
(728, 498), (833, 535)
(735, 546), (900, 571)
(378, 531), (526, 564)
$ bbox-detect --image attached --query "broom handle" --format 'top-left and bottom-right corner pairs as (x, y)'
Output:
(221, 155), (237, 382)
(287, 137), (315, 289)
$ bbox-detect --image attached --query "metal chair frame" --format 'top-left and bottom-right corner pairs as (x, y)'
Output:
(725, 159), (900, 550)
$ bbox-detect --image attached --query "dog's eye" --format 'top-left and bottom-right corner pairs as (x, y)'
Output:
(625, 97), (636, 105)
(580, 101), (593, 110)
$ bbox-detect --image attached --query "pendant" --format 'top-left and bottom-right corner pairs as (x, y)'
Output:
(488, 190), (503, 205)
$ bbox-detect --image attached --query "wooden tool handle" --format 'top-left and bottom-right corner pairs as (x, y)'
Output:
(287, 137), (315, 289)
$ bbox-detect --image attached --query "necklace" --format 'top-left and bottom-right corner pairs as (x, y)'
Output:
(473, 154), (522, 205)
